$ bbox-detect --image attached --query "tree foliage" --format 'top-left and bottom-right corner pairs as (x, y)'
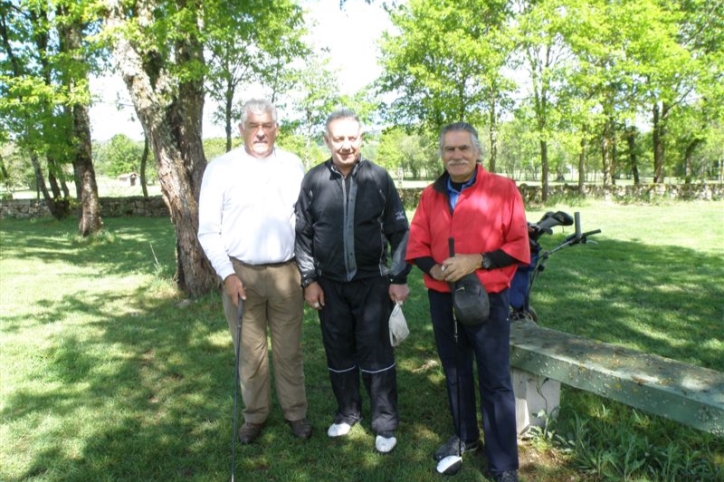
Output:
(204, 0), (309, 151)
(379, 0), (514, 154)
(0, 0), (103, 233)
(376, 126), (439, 180)
(379, 0), (724, 194)
(93, 134), (147, 177)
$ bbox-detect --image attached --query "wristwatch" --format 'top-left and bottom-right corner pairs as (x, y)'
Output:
(480, 253), (493, 270)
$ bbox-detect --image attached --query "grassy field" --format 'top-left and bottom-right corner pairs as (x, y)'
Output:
(1, 200), (723, 482)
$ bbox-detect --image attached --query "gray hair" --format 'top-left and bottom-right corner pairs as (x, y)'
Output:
(438, 122), (483, 158)
(240, 98), (278, 125)
(325, 108), (361, 135)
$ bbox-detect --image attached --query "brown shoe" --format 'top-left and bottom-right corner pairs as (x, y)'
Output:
(286, 418), (313, 440)
(237, 422), (263, 444)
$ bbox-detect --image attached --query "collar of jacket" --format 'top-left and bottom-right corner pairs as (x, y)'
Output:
(432, 162), (483, 194)
(326, 157), (365, 177)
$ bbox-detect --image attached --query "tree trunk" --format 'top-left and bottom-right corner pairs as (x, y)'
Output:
(225, 76), (234, 153)
(31, 152), (70, 219)
(30, 152), (51, 202)
(601, 117), (614, 187)
(58, 11), (103, 236)
(107, 0), (217, 297)
(540, 139), (549, 202)
(626, 127), (640, 185)
(611, 120), (617, 186)
(140, 136), (149, 198)
(652, 102), (666, 183)
(578, 136), (586, 192)
(72, 102), (103, 236)
(48, 161), (72, 218)
(47, 158), (63, 199)
(683, 138), (703, 182)
(0, 154), (9, 187)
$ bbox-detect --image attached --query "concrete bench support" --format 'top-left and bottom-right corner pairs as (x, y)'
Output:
(513, 370), (560, 434)
(509, 320), (724, 436)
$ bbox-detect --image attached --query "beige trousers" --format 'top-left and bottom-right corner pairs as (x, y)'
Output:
(222, 258), (307, 424)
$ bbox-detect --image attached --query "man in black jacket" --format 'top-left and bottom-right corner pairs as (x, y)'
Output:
(295, 109), (410, 454)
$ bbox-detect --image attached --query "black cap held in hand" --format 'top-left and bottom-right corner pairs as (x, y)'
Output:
(452, 273), (490, 325)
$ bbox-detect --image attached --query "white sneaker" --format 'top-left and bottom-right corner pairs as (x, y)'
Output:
(375, 434), (397, 453)
(327, 422), (352, 437)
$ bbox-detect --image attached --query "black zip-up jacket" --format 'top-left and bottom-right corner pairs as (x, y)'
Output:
(295, 157), (410, 287)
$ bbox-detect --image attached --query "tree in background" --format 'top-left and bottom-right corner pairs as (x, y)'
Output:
(377, 0), (722, 191)
(376, 126), (439, 180)
(56, 1), (102, 235)
(667, 0), (724, 182)
(102, 0), (216, 296)
(277, 51), (382, 169)
(205, 0), (308, 152)
(282, 53), (342, 168)
(93, 134), (145, 176)
(379, 0), (514, 173)
(497, 110), (541, 181)
(510, 0), (576, 200)
(101, 0), (315, 296)
(1, 0), (103, 233)
(0, 141), (35, 194)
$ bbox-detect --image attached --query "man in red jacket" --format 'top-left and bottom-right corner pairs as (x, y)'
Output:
(406, 122), (530, 482)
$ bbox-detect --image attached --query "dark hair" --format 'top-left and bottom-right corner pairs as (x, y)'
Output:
(438, 122), (483, 158)
(325, 109), (362, 135)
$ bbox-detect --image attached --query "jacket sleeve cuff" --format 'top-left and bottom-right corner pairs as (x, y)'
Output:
(301, 276), (317, 288)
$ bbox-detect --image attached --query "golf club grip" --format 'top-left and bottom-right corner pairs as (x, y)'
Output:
(236, 296), (244, 321)
(449, 237), (455, 257)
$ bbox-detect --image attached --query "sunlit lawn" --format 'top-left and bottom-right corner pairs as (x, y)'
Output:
(1, 200), (722, 482)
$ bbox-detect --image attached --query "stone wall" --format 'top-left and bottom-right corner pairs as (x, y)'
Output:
(0, 196), (169, 220)
(516, 182), (724, 204)
(400, 182), (722, 208)
(1, 183), (721, 220)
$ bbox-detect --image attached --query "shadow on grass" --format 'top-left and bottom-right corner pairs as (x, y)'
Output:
(0, 217), (177, 281)
(1, 217), (722, 481)
(526, 234), (724, 372)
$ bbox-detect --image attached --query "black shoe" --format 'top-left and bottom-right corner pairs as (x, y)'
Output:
(433, 435), (480, 461)
(286, 418), (313, 440)
(494, 470), (519, 482)
(237, 422), (263, 444)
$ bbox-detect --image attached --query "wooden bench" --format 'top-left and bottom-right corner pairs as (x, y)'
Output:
(509, 319), (724, 436)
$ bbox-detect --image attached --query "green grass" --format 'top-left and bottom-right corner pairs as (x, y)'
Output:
(1, 201), (723, 482)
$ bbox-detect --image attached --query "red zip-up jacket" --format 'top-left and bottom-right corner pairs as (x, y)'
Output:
(406, 165), (530, 294)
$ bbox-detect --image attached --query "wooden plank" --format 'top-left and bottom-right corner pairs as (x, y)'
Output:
(509, 320), (724, 435)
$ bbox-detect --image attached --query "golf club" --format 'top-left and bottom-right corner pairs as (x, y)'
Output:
(438, 239), (463, 476)
(230, 296), (244, 482)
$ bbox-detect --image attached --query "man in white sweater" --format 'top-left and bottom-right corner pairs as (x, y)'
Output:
(198, 99), (311, 444)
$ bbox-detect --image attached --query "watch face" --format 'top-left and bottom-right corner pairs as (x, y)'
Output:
(482, 255), (491, 270)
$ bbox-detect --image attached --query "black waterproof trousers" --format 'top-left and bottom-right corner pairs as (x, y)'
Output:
(317, 276), (399, 435)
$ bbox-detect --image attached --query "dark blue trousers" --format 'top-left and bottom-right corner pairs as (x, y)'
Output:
(428, 288), (519, 475)
(317, 276), (399, 434)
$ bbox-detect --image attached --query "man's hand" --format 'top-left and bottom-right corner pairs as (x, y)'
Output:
(224, 274), (246, 306)
(389, 283), (410, 304)
(440, 254), (483, 283)
(304, 281), (325, 310)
